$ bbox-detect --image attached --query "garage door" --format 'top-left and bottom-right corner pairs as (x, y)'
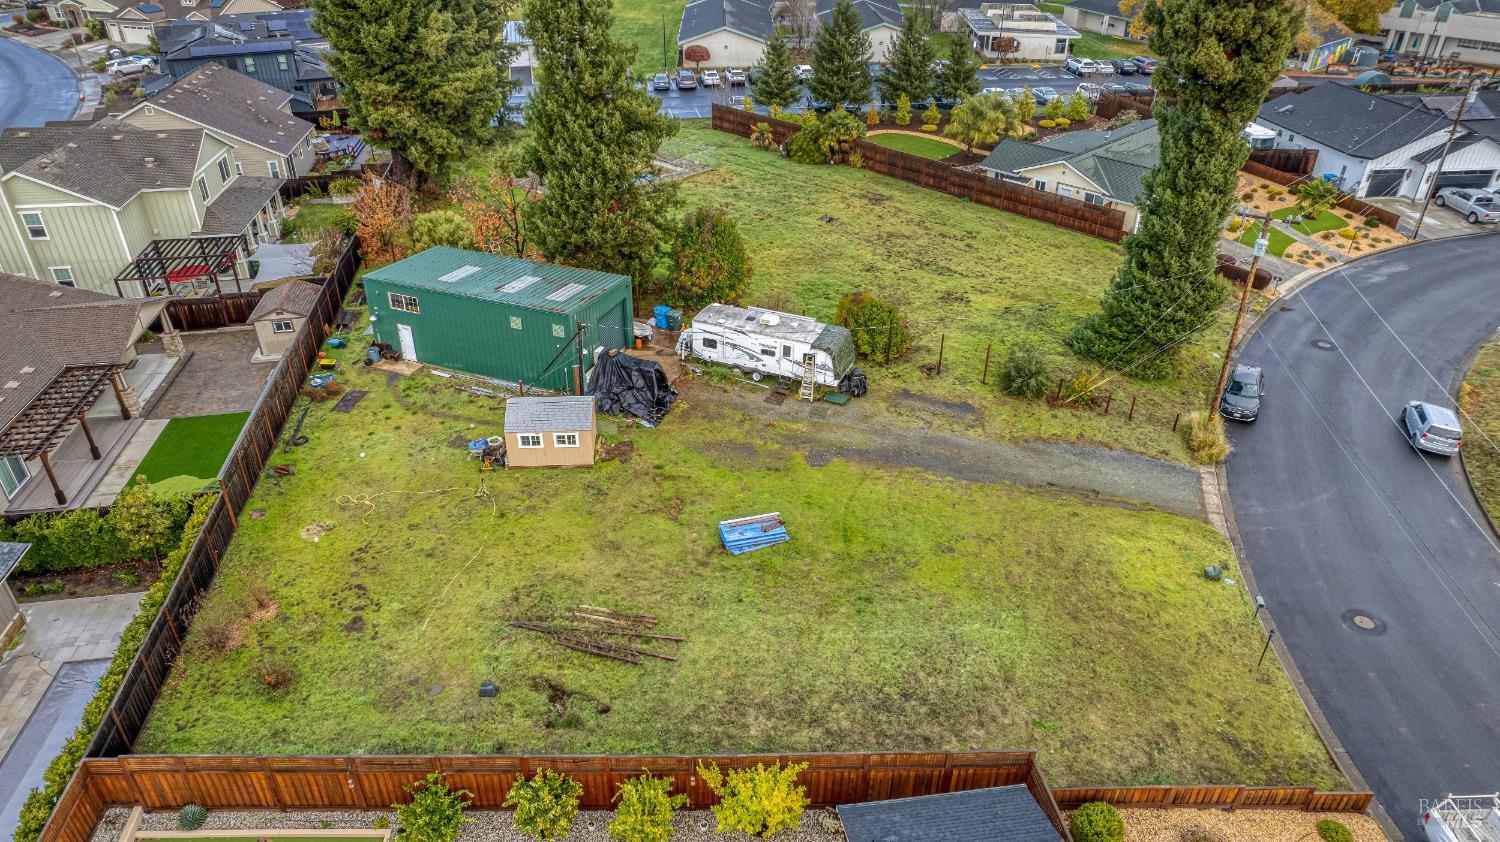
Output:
(1365, 169), (1405, 197)
(1435, 169), (1496, 190)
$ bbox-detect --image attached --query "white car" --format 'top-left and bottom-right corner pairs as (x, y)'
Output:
(104, 55), (158, 77)
(701, 69), (721, 87)
(724, 67), (746, 86)
(1065, 56), (1101, 75)
(1075, 82), (1103, 101)
(794, 64), (813, 80)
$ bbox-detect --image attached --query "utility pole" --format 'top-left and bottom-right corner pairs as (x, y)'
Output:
(1211, 209), (1271, 416)
(1413, 80), (1480, 240)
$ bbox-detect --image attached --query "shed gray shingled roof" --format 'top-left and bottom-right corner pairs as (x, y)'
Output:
(149, 64), (313, 153)
(248, 280), (323, 322)
(838, 785), (1062, 842)
(200, 175), (283, 236)
(678, 0), (773, 43)
(504, 396), (596, 433)
(0, 542), (30, 582)
(7, 125), (203, 208)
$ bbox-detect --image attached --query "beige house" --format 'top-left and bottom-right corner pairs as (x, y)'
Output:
(979, 119), (1159, 232)
(961, 3), (1080, 61)
(118, 64), (316, 183)
(248, 280), (321, 361)
(47, 0), (285, 46)
(677, 0), (773, 69)
(1060, 0), (1134, 37)
(503, 397), (597, 469)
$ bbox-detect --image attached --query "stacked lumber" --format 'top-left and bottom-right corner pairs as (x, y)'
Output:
(718, 513), (789, 554)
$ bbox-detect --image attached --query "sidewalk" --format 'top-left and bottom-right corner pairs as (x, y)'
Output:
(0, 592), (142, 759)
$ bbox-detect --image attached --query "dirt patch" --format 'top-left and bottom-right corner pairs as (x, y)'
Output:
(662, 498), (685, 522)
(343, 615), (366, 634)
(249, 508), (267, 520)
(804, 449), (833, 468)
(299, 521), (335, 541)
(533, 675), (611, 729)
(891, 388), (979, 421)
(447, 433), (474, 449)
(10, 557), (158, 603)
(600, 440), (635, 463)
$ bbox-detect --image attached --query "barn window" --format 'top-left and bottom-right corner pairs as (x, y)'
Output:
(388, 292), (420, 313)
(553, 433), (579, 448)
(509, 315), (523, 330)
(271, 320), (295, 334)
(552, 323), (566, 338)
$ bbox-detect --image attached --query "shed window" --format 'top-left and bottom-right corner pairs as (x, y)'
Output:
(509, 315), (524, 330)
(271, 320), (295, 333)
(701, 337), (718, 349)
(20, 212), (47, 239)
(388, 292), (420, 313)
(554, 433), (579, 448)
(517, 434), (542, 448)
(552, 323), (566, 338)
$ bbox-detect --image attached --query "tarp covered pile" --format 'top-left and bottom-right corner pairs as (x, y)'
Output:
(586, 350), (677, 425)
(719, 513), (789, 555)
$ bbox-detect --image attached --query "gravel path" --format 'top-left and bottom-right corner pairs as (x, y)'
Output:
(1106, 808), (1387, 841)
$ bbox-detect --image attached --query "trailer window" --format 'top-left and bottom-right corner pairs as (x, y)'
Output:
(781, 344), (793, 358)
(760, 348), (775, 357)
(700, 337), (718, 349)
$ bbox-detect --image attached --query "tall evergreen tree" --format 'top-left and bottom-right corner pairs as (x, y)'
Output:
(878, 12), (936, 104)
(936, 37), (982, 101)
(521, 0), (677, 293)
(754, 31), (800, 110)
(808, 0), (871, 108)
(315, 0), (514, 186)
(1069, 0), (1301, 378)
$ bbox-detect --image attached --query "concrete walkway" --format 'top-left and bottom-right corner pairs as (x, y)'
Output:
(0, 592), (143, 760)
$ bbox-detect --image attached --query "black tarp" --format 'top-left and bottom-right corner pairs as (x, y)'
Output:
(586, 351), (677, 425)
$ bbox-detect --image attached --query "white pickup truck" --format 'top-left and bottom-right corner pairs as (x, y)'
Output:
(1425, 794), (1500, 842)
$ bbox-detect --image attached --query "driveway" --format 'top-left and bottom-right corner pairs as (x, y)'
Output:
(1225, 236), (1500, 839)
(0, 36), (79, 129)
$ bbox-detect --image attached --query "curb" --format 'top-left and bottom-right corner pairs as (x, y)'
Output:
(1452, 331), (1500, 548)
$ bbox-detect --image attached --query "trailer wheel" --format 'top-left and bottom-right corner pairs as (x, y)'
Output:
(750, 371), (764, 382)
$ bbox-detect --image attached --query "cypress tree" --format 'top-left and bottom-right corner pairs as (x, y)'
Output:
(754, 31), (800, 110)
(521, 0), (678, 292)
(1069, 0), (1301, 378)
(878, 12), (936, 105)
(315, 0), (514, 186)
(808, 0), (871, 109)
(936, 36), (982, 101)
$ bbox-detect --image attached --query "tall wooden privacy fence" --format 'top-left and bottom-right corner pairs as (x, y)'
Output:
(45, 752), (1067, 842)
(1240, 160), (1402, 229)
(711, 105), (1127, 243)
(164, 292), (263, 332)
(1249, 147), (1317, 176)
(1053, 785), (1373, 813)
(1095, 91), (1155, 121)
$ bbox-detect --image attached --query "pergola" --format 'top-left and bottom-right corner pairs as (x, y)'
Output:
(113, 235), (249, 299)
(0, 364), (127, 505)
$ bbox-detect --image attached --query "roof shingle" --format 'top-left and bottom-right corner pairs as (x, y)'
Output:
(1257, 84), (1452, 159)
(146, 64), (314, 153)
(6, 125), (203, 208)
(248, 280), (323, 321)
(504, 396), (596, 433)
(838, 785), (1063, 842)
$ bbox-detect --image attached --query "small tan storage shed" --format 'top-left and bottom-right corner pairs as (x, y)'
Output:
(249, 281), (323, 361)
(504, 396), (597, 468)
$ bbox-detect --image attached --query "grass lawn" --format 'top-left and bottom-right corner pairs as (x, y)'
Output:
(1235, 220), (1296, 257)
(613, 0), (685, 78)
(1270, 207), (1347, 237)
(129, 412), (249, 497)
(1071, 32), (1155, 61)
(673, 122), (1237, 461)
(864, 132), (963, 160)
(281, 203), (353, 244)
(135, 326), (1342, 789)
(1460, 337), (1500, 527)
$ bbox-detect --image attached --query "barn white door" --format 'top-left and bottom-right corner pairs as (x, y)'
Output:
(397, 323), (417, 362)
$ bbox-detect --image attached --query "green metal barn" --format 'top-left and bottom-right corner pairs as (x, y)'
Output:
(363, 247), (634, 393)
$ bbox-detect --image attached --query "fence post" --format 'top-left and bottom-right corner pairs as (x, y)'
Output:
(1127, 395), (1136, 421)
(1172, 412), (1181, 432)
(981, 343), (991, 384)
(1054, 378), (1064, 401)
(1102, 394), (1112, 415)
(936, 334), (944, 376)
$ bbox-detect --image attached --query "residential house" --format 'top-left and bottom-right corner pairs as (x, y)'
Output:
(1255, 83), (1500, 198)
(503, 396), (598, 469)
(1298, 20), (1356, 70)
(248, 279), (321, 360)
(47, 0), (288, 46)
(677, 0), (773, 70)
(979, 118), (1158, 231)
(1379, 0), (1500, 66)
(816, 0), (903, 62)
(505, 20), (535, 84)
(0, 120), (282, 297)
(1387, 89), (1500, 144)
(961, 3), (1080, 62)
(1060, 0), (1134, 38)
(156, 10), (339, 119)
(362, 247), (634, 394)
(118, 64), (316, 181)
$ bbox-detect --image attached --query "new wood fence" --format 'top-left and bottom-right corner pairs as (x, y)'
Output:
(1249, 147), (1318, 176)
(1240, 160), (1403, 228)
(1053, 785), (1374, 813)
(1095, 91), (1155, 121)
(711, 104), (1128, 243)
(164, 292), (263, 332)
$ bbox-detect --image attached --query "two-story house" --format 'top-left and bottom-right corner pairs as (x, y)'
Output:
(1379, 0), (1500, 67)
(157, 10), (339, 119)
(46, 0), (288, 46)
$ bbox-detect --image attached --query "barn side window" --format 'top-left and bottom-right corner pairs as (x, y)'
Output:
(553, 433), (579, 448)
(388, 292), (420, 313)
(517, 434), (542, 448)
(552, 323), (566, 338)
(509, 316), (523, 330)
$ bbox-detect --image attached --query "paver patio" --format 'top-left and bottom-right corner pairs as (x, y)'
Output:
(144, 330), (276, 420)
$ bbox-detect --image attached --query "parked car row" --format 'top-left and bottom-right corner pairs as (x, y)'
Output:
(650, 67), (752, 92)
(1066, 55), (1157, 76)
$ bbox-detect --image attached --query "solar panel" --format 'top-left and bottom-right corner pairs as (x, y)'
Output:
(546, 283), (587, 302)
(267, 20), (287, 31)
(499, 275), (540, 293)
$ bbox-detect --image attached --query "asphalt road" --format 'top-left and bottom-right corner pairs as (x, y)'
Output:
(1226, 236), (1500, 839)
(0, 37), (79, 129)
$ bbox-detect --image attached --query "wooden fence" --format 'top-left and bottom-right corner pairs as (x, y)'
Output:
(1240, 160), (1403, 228)
(43, 751), (1068, 842)
(711, 104), (1128, 243)
(164, 292), (262, 332)
(1249, 147), (1318, 176)
(1095, 91), (1155, 121)
(1053, 785), (1373, 813)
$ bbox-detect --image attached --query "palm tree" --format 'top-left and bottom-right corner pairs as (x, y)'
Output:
(750, 122), (776, 150)
(942, 93), (1013, 153)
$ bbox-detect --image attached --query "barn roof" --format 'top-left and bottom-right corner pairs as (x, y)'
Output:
(364, 247), (630, 316)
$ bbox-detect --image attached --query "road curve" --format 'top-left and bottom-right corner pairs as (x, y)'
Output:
(0, 37), (79, 130)
(1226, 236), (1500, 839)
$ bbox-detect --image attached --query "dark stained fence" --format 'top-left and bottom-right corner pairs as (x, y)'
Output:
(711, 105), (1128, 243)
(164, 292), (263, 331)
(1094, 91), (1155, 121)
(1240, 160), (1403, 228)
(1249, 147), (1318, 176)
(1052, 785), (1372, 813)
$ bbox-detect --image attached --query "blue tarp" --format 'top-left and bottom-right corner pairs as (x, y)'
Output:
(719, 513), (789, 555)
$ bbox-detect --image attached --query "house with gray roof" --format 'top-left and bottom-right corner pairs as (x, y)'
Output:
(45, 0), (288, 47)
(816, 0), (904, 61)
(979, 119), (1159, 231)
(677, 0), (774, 69)
(1380, 0), (1500, 68)
(156, 10), (339, 118)
(1254, 83), (1500, 198)
(503, 396), (598, 469)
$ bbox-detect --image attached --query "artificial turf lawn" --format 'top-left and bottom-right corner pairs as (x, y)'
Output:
(1270, 206), (1348, 236)
(1460, 336), (1500, 527)
(129, 412), (249, 496)
(135, 326), (1343, 791)
(1236, 220), (1296, 257)
(864, 132), (965, 160)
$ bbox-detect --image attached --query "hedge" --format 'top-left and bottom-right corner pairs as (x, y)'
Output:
(0, 491), (193, 575)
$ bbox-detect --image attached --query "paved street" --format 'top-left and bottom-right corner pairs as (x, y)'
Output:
(1226, 236), (1500, 839)
(0, 36), (79, 129)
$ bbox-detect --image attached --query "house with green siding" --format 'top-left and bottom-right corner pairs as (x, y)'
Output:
(364, 247), (635, 394)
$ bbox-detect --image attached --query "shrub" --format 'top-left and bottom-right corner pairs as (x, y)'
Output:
(102, 89), (118, 106)
(1364, 216), (1382, 228)
(1022, 130), (1038, 141)
(1316, 819), (1353, 842)
(865, 100), (879, 126)
(1043, 95), (1064, 121)
(749, 122), (776, 150)
(1182, 410), (1231, 464)
(397, 772), (473, 842)
(787, 115), (826, 165)
(254, 654), (297, 695)
(1241, 192), (1254, 201)
(894, 92), (912, 126)
(1038, 119), (1057, 128)
(372, 817), (391, 830)
(608, 772), (687, 842)
(817, 109), (866, 163)
(920, 101), (941, 126)
(1266, 186), (1285, 197)
(1110, 109), (1140, 127)
(836, 291), (911, 361)
(411, 208), (476, 252)
(178, 805), (208, 831)
(920, 123), (938, 132)
(328, 176), (361, 196)
(1337, 227), (1360, 241)
(117, 570), (140, 587)
(1070, 802), (1125, 842)
(505, 769), (581, 841)
(742, 94), (754, 112)
(667, 206), (752, 311)
(998, 344), (1049, 398)
(1054, 117), (1071, 128)
(698, 761), (810, 839)
(1065, 370), (1097, 405)
(848, 149), (864, 169)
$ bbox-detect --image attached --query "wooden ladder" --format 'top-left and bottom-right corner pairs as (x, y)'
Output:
(799, 352), (818, 401)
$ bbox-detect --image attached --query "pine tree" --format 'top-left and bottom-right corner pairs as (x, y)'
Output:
(1069, 0), (1302, 379)
(809, 0), (872, 108)
(878, 11), (936, 105)
(521, 0), (678, 292)
(754, 31), (800, 110)
(315, 0), (514, 186)
(936, 37), (982, 100)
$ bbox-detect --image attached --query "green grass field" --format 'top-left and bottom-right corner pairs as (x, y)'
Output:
(1460, 337), (1500, 527)
(1271, 207), (1346, 236)
(134, 326), (1341, 789)
(1071, 32), (1155, 62)
(129, 412), (249, 497)
(615, 0), (686, 77)
(865, 132), (963, 160)
(1236, 220), (1296, 257)
(281, 203), (353, 244)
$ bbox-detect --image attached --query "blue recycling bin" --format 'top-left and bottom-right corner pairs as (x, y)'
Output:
(653, 304), (672, 330)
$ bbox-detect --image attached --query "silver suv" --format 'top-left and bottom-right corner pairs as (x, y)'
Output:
(1434, 187), (1500, 223)
(1402, 400), (1463, 455)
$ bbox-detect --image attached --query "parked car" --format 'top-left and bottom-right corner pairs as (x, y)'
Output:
(729, 94), (747, 108)
(1075, 82), (1103, 101)
(724, 67), (747, 86)
(1124, 81), (1153, 97)
(1434, 187), (1500, 223)
(651, 72), (672, 91)
(794, 64), (814, 80)
(981, 86), (1014, 101)
(105, 55), (158, 77)
(1402, 400), (1463, 455)
(1065, 56), (1100, 75)
(1109, 59), (1137, 75)
(1130, 56), (1158, 73)
(1030, 86), (1059, 104)
(701, 69), (721, 87)
(676, 69), (698, 89)
(1219, 364), (1264, 422)
(1101, 82), (1132, 95)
